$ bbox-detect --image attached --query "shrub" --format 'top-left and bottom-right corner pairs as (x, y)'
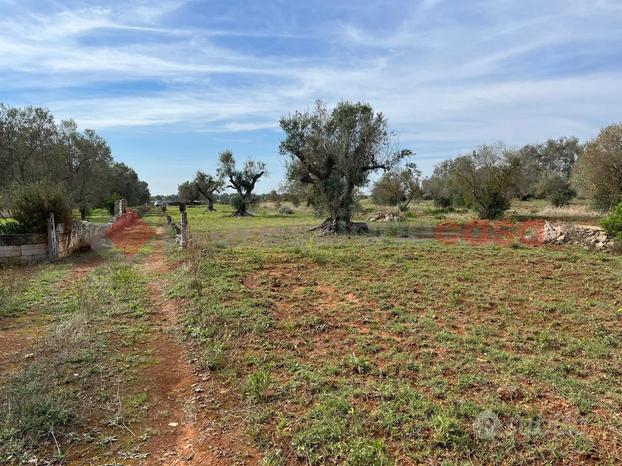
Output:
(601, 201), (622, 240)
(473, 190), (511, 220)
(12, 182), (72, 233)
(537, 175), (576, 207)
(0, 219), (28, 234)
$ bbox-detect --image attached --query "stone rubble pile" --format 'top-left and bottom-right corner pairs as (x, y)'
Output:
(367, 211), (405, 222)
(542, 221), (618, 252)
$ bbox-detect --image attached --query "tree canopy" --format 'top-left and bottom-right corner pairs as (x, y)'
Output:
(0, 104), (149, 221)
(371, 165), (421, 211)
(279, 100), (411, 232)
(216, 150), (266, 216)
(573, 123), (622, 209)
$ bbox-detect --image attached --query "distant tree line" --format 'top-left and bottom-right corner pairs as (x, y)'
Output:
(370, 124), (622, 220)
(0, 104), (149, 231)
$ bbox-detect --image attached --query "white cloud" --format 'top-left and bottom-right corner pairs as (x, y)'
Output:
(1, 0), (621, 179)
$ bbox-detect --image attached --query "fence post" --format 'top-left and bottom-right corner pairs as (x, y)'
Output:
(180, 203), (189, 249)
(47, 212), (57, 260)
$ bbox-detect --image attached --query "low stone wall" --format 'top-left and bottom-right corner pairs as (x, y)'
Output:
(0, 233), (48, 263)
(0, 222), (113, 264)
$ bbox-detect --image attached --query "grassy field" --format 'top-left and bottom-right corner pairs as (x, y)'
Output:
(71, 208), (112, 224)
(1, 200), (620, 464)
(152, 200), (621, 464)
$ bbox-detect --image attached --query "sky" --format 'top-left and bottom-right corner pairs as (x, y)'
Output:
(1, 0), (621, 195)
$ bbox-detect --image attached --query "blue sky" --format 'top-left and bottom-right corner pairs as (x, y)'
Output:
(1, 0), (621, 195)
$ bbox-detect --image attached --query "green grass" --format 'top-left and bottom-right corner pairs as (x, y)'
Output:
(0, 263), (72, 317)
(173, 210), (621, 464)
(70, 208), (112, 224)
(184, 203), (320, 231)
(0, 259), (153, 463)
(1, 197), (615, 464)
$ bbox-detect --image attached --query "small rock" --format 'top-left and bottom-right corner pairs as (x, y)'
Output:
(168, 422), (179, 427)
(24, 353), (34, 360)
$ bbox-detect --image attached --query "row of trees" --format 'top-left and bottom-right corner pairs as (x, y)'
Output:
(178, 100), (621, 231)
(178, 151), (267, 216)
(371, 127), (622, 220)
(179, 101), (411, 232)
(0, 104), (149, 230)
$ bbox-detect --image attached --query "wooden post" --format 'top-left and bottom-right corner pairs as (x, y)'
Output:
(47, 212), (57, 260)
(180, 203), (188, 249)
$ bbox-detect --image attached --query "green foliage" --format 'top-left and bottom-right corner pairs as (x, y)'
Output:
(194, 171), (224, 210)
(217, 150), (266, 215)
(178, 180), (200, 204)
(0, 365), (75, 449)
(601, 201), (622, 240)
(574, 123), (622, 209)
(12, 181), (72, 232)
(347, 438), (392, 466)
(536, 174), (576, 207)
(371, 165), (422, 211)
(422, 159), (464, 209)
(0, 219), (28, 234)
(431, 412), (469, 448)
(0, 104), (150, 215)
(509, 137), (583, 199)
(280, 100), (411, 232)
(293, 395), (352, 463)
(245, 369), (272, 401)
(0, 261), (150, 461)
(430, 144), (514, 219)
(102, 192), (122, 215)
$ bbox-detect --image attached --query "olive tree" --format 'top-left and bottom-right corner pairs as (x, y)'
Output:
(0, 104), (58, 188)
(194, 171), (223, 211)
(573, 123), (622, 209)
(178, 180), (200, 204)
(450, 143), (515, 219)
(279, 101), (411, 233)
(216, 150), (266, 216)
(508, 137), (582, 204)
(371, 164), (421, 211)
(59, 121), (113, 219)
(422, 160), (464, 209)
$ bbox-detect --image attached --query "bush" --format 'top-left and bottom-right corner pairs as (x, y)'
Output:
(601, 201), (622, 240)
(102, 192), (122, 215)
(12, 182), (72, 233)
(0, 219), (28, 234)
(537, 175), (575, 207)
(474, 190), (511, 220)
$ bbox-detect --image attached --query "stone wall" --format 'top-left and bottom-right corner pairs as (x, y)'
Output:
(0, 221), (113, 264)
(0, 233), (48, 263)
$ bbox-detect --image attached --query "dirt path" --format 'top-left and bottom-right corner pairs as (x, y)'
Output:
(135, 226), (258, 465)
(137, 228), (217, 465)
(2, 216), (259, 464)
